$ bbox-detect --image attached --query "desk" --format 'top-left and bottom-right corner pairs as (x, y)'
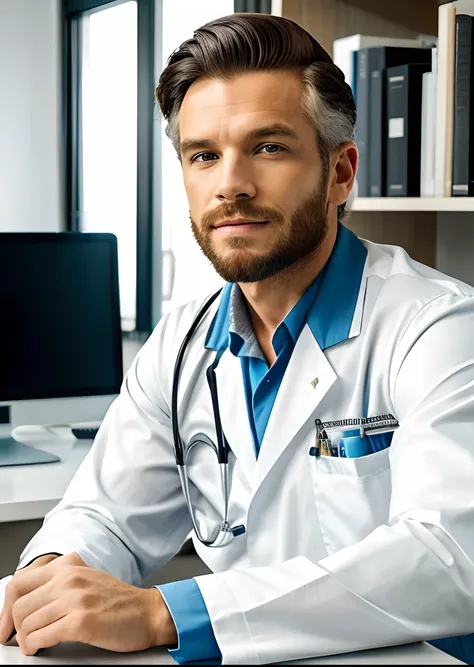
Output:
(0, 439), (92, 524)
(0, 438), (95, 578)
(0, 640), (464, 665)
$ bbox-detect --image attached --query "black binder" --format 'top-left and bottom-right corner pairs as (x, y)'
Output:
(452, 14), (474, 196)
(386, 62), (431, 196)
(356, 46), (432, 197)
(355, 48), (370, 196)
(368, 47), (432, 197)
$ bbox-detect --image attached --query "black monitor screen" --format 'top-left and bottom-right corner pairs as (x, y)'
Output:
(0, 233), (123, 401)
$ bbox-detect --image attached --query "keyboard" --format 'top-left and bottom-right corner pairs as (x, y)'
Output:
(71, 427), (99, 440)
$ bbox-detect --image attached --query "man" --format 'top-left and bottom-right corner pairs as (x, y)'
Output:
(1, 12), (474, 665)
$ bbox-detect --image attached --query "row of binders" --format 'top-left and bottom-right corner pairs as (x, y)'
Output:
(333, 0), (474, 198)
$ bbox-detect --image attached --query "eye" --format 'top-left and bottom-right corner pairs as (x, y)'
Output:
(259, 144), (285, 155)
(192, 152), (217, 163)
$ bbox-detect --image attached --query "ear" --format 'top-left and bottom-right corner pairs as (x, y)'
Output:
(327, 142), (358, 208)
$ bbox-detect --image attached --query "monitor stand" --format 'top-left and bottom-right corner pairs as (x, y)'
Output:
(0, 437), (60, 467)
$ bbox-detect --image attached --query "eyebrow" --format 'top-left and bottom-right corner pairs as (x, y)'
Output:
(179, 123), (299, 156)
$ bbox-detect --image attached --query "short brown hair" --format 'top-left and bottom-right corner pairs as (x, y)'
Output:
(156, 13), (356, 221)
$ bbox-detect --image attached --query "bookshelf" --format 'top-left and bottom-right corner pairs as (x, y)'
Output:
(280, 0), (474, 281)
(353, 198), (474, 212)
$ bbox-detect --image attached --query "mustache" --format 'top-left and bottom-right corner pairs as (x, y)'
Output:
(201, 202), (285, 229)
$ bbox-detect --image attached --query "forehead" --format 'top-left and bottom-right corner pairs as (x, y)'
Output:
(179, 70), (310, 141)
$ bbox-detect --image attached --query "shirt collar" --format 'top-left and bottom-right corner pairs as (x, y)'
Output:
(205, 223), (367, 353)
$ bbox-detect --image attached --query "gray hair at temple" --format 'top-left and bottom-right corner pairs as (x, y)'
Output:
(155, 13), (357, 221)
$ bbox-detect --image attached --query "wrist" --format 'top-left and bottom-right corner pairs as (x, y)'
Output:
(146, 587), (178, 648)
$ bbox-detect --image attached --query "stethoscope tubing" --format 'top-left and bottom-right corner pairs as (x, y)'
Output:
(171, 288), (245, 546)
(171, 289), (223, 466)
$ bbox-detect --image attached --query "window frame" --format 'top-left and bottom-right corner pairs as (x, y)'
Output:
(63, 0), (156, 335)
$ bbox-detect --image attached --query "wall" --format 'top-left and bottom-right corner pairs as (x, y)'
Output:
(437, 214), (474, 286)
(0, 0), (63, 232)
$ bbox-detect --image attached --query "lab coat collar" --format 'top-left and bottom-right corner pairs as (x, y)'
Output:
(306, 222), (368, 347)
(253, 326), (337, 491)
(205, 282), (233, 352)
(204, 223), (368, 354)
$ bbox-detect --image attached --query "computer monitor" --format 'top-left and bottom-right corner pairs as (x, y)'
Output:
(0, 232), (123, 465)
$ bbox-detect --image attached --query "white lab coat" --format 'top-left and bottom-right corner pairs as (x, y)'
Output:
(18, 237), (474, 664)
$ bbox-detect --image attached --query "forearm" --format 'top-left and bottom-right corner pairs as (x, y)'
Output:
(195, 516), (474, 664)
(16, 349), (193, 586)
(18, 508), (142, 584)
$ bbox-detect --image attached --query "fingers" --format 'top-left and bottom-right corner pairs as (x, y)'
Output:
(0, 575), (14, 644)
(0, 614), (14, 645)
(15, 600), (65, 655)
(0, 565), (53, 644)
(0, 553), (83, 645)
(11, 580), (56, 639)
(18, 614), (74, 656)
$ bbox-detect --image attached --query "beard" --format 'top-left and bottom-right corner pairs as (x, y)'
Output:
(190, 183), (329, 284)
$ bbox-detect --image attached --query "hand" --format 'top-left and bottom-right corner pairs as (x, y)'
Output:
(0, 553), (59, 643)
(0, 552), (177, 656)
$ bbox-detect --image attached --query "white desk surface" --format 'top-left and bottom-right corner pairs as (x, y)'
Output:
(0, 640), (464, 665)
(0, 437), (92, 523)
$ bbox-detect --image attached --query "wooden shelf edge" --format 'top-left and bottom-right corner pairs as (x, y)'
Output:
(351, 197), (474, 213)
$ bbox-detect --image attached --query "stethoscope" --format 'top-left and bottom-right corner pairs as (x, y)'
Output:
(171, 288), (246, 547)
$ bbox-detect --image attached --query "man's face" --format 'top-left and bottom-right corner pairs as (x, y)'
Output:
(179, 70), (330, 283)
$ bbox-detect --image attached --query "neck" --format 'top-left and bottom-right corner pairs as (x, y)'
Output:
(238, 223), (338, 349)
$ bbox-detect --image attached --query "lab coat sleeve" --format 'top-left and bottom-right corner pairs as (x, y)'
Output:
(17, 312), (193, 585)
(194, 294), (474, 665)
(157, 579), (221, 664)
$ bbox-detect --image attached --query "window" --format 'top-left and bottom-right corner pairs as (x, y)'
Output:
(64, 0), (154, 334)
(160, 0), (234, 314)
(81, 1), (138, 331)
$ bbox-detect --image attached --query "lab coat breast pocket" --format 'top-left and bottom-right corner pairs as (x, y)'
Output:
(310, 447), (392, 555)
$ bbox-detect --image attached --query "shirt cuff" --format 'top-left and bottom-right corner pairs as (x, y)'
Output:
(156, 578), (222, 665)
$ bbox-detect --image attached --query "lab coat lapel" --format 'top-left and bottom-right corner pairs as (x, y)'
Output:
(253, 325), (337, 491)
(214, 347), (257, 474)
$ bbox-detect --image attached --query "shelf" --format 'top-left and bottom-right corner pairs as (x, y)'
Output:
(351, 198), (474, 213)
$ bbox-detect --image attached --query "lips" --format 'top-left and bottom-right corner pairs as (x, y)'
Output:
(213, 218), (267, 228)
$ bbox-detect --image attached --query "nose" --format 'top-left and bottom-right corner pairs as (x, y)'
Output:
(214, 156), (257, 202)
